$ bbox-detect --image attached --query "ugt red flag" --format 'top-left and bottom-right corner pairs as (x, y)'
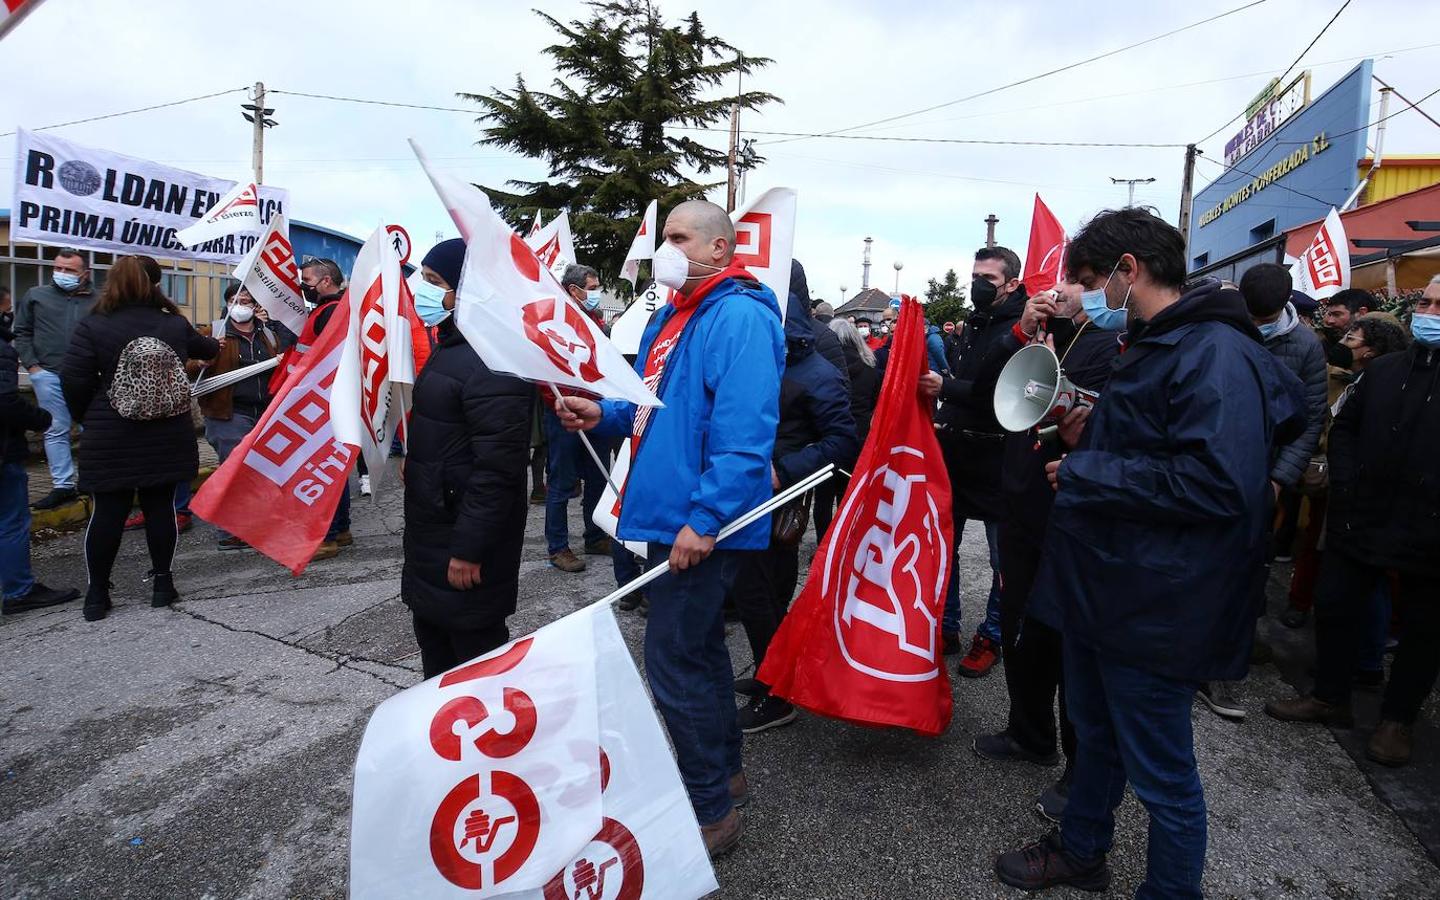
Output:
(1021, 194), (1066, 295)
(758, 297), (954, 736)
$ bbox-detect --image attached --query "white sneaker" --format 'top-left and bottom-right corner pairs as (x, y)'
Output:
(359, 474), (372, 497)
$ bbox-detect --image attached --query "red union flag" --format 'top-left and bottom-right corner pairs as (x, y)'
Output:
(189, 297), (357, 574)
(351, 606), (716, 899)
(1291, 206), (1350, 300)
(233, 212), (307, 334)
(1021, 193), (1066, 294)
(759, 297), (954, 736)
(409, 140), (658, 406)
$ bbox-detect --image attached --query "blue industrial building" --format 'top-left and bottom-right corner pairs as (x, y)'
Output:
(1188, 60), (1372, 281)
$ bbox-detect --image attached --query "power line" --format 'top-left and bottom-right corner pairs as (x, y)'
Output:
(764, 0), (1271, 147)
(0, 88), (249, 139)
(270, 89), (477, 115)
(1273, 85), (1440, 144)
(1194, 0), (1352, 147)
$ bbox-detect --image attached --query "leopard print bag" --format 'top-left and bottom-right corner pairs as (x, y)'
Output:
(107, 336), (193, 421)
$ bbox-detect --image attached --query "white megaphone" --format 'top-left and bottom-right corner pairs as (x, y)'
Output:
(993, 343), (1099, 433)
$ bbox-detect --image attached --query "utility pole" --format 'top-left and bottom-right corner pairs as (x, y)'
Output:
(984, 214), (999, 248)
(240, 81), (277, 184)
(1177, 144), (1199, 253)
(725, 55), (743, 212)
(1110, 176), (1156, 207)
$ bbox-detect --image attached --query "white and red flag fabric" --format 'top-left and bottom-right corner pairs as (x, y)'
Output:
(758, 297), (954, 736)
(175, 179), (262, 248)
(525, 210), (577, 280)
(409, 141), (658, 407)
(351, 605), (716, 899)
(1020, 193), (1066, 295)
(619, 200), (658, 287)
(0, 0), (46, 42)
(1291, 206), (1350, 300)
(527, 210), (543, 238)
(231, 212), (307, 335)
(731, 187), (796, 321)
(190, 226), (413, 572)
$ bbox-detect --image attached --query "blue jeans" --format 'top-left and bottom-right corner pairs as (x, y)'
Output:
(644, 543), (744, 825)
(612, 542), (643, 588)
(28, 368), (76, 490)
(0, 463), (36, 600)
(200, 411), (259, 535)
(542, 410), (604, 555)
(942, 518), (1002, 642)
(1061, 636), (1206, 899)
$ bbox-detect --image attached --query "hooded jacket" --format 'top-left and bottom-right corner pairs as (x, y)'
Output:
(402, 318), (536, 629)
(789, 261), (849, 386)
(1326, 342), (1440, 577)
(773, 296), (859, 488)
(596, 269), (785, 549)
(1029, 282), (1306, 682)
(1260, 302), (1327, 486)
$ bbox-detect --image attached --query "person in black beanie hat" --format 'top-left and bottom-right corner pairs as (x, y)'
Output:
(402, 238), (537, 678)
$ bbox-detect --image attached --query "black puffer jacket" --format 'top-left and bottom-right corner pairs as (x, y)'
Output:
(1, 326), (51, 464)
(1261, 303), (1327, 486)
(403, 319), (536, 630)
(773, 296), (859, 488)
(1326, 342), (1440, 577)
(841, 342), (880, 445)
(61, 307), (219, 493)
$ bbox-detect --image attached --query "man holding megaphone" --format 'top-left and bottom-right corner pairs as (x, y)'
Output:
(994, 208), (1306, 898)
(973, 278), (1120, 824)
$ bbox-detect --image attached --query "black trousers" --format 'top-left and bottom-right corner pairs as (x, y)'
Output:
(1313, 552), (1440, 724)
(998, 522), (1075, 761)
(731, 542), (801, 683)
(411, 611), (510, 680)
(86, 485), (180, 589)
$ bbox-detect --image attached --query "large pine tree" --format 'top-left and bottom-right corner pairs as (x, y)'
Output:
(463, 1), (778, 288)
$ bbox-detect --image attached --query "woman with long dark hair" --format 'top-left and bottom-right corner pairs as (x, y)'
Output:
(61, 256), (218, 621)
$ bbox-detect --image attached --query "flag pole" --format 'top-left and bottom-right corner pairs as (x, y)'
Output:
(581, 463), (835, 613)
(546, 381), (625, 498)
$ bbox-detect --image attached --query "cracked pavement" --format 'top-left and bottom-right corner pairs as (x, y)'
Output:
(2, 462), (1437, 898)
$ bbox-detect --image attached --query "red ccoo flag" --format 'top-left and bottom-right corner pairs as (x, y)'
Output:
(1021, 194), (1066, 295)
(758, 297), (954, 736)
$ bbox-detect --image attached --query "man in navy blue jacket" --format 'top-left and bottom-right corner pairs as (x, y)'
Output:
(556, 200), (785, 858)
(995, 208), (1304, 898)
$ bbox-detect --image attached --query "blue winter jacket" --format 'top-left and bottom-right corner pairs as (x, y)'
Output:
(596, 274), (785, 550)
(925, 324), (950, 376)
(1029, 282), (1306, 683)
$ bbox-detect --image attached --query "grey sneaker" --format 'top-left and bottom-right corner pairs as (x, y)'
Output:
(1197, 682), (1246, 721)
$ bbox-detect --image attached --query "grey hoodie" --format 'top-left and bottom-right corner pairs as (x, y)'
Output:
(14, 280), (97, 371)
(1262, 302), (1328, 486)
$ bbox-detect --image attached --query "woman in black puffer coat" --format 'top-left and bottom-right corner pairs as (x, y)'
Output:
(62, 256), (218, 621)
(403, 240), (535, 678)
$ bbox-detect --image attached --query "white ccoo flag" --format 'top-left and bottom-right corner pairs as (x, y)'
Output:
(525, 211), (577, 281)
(1290, 206), (1351, 301)
(619, 200), (658, 287)
(230, 213), (307, 335)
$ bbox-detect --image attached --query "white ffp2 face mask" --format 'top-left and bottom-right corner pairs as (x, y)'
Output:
(229, 304), (255, 324)
(651, 242), (693, 292)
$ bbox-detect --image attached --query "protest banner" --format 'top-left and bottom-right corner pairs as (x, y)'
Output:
(351, 605), (715, 899)
(759, 297), (954, 736)
(11, 128), (287, 263)
(1291, 206), (1351, 301)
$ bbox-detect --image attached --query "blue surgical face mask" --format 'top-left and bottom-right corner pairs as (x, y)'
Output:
(53, 272), (82, 292)
(413, 278), (451, 326)
(1080, 260), (1130, 331)
(1412, 312), (1440, 347)
(1257, 319), (1283, 341)
(583, 289), (603, 311)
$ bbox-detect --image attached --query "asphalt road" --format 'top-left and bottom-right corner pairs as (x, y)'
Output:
(2, 466), (1436, 899)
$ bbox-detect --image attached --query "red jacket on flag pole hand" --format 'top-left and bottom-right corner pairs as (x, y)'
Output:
(758, 297), (954, 736)
(1021, 194), (1066, 295)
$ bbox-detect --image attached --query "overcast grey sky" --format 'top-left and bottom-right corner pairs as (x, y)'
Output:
(3, 0), (1438, 301)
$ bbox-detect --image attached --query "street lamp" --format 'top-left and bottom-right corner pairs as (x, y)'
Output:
(893, 260), (904, 294)
(839, 284), (848, 305)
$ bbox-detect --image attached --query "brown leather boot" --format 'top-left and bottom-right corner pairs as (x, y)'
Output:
(548, 548), (587, 573)
(701, 808), (743, 858)
(1367, 721), (1412, 767)
(1264, 695), (1354, 728)
(729, 771), (750, 808)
